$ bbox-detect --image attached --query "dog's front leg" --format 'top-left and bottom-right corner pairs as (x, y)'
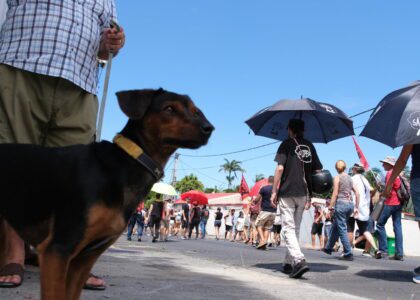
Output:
(38, 245), (70, 300)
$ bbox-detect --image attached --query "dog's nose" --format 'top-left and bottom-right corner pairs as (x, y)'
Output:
(201, 123), (214, 135)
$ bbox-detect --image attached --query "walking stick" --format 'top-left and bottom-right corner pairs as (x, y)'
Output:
(96, 20), (120, 142)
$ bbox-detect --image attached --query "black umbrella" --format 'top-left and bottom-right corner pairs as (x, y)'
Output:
(360, 81), (420, 148)
(245, 98), (354, 143)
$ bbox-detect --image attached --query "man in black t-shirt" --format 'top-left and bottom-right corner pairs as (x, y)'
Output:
(270, 119), (322, 279)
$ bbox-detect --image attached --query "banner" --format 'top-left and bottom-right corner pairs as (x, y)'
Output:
(352, 136), (370, 170)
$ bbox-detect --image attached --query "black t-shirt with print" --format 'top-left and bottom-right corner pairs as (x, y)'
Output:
(259, 185), (276, 213)
(275, 137), (322, 197)
(182, 203), (190, 219)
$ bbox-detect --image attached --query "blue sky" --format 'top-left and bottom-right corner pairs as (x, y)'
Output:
(98, 1), (420, 189)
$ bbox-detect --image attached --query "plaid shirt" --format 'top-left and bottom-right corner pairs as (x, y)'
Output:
(0, 0), (117, 95)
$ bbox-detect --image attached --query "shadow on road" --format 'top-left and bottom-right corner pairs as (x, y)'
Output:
(355, 269), (413, 282)
(253, 262), (348, 273)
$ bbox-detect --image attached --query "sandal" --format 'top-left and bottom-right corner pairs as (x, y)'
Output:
(0, 263), (24, 288)
(83, 273), (106, 291)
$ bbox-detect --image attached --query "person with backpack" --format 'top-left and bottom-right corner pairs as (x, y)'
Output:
(375, 156), (404, 260)
(270, 119), (323, 278)
(383, 144), (419, 283)
(199, 205), (210, 239)
(188, 201), (202, 239)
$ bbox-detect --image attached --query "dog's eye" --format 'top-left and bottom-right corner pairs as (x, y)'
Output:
(193, 111), (200, 118)
(164, 106), (174, 113)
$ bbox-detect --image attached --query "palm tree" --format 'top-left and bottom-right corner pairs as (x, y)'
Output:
(219, 159), (245, 189)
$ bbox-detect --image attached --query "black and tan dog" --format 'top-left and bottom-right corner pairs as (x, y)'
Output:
(0, 88), (214, 300)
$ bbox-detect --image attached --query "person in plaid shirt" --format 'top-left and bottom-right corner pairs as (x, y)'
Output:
(0, 0), (125, 289)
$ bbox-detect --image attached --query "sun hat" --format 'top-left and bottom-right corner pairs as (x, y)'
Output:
(379, 156), (396, 166)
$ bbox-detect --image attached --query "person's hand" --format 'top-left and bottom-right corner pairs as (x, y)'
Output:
(270, 200), (277, 208)
(270, 193), (277, 203)
(100, 26), (125, 54)
(353, 208), (359, 217)
(304, 201), (311, 210)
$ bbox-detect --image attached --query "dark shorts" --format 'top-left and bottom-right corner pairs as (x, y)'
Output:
(181, 219), (189, 229)
(149, 215), (161, 228)
(311, 223), (323, 236)
(272, 224), (282, 234)
(225, 225), (233, 232)
(347, 217), (368, 234)
(214, 220), (222, 228)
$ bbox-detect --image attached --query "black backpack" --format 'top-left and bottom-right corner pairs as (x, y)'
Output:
(397, 176), (410, 207)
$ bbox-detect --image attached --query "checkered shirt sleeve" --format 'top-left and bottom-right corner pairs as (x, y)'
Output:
(0, 0), (117, 95)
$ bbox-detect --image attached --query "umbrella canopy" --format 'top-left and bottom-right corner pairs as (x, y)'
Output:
(151, 182), (178, 196)
(245, 98), (354, 143)
(181, 190), (208, 205)
(249, 178), (270, 197)
(174, 199), (187, 204)
(360, 81), (420, 148)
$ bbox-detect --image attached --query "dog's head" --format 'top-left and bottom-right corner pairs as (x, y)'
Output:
(116, 89), (214, 150)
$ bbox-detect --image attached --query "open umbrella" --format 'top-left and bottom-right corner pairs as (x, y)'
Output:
(360, 81), (420, 148)
(245, 98), (354, 143)
(249, 178), (269, 197)
(151, 182), (178, 196)
(181, 190), (208, 205)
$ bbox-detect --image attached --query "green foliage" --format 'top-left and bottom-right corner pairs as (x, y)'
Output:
(219, 159), (245, 189)
(365, 167), (384, 190)
(175, 174), (204, 194)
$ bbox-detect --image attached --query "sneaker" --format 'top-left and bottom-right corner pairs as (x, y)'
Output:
(322, 248), (332, 255)
(127, 237), (132, 241)
(137, 238), (141, 242)
(152, 237), (157, 243)
(282, 264), (293, 275)
(339, 254), (354, 261)
(413, 274), (420, 284)
(252, 242), (257, 247)
(389, 255), (404, 261)
(268, 243), (273, 247)
(289, 260), (310, 279)
(413, 266), (420, 276)
(181, 236), (186, 240)
(375, 250), (386, 259)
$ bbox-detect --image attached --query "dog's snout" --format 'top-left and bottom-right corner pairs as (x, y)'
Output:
(201, 122), (214, 135)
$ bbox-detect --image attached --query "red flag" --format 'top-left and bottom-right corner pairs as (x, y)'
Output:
(352, 136), (370, 170)
(239, 174), (250, 199)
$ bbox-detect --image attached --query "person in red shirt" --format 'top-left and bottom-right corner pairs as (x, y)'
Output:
(375, 156), (403, 260)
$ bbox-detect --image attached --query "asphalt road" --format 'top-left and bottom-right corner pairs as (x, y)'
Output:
(1, 234), (419, 300)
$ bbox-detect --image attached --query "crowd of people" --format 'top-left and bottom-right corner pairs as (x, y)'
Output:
(125, 119), (419, 285)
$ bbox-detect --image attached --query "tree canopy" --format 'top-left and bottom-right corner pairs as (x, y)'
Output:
(175, 174), (204, 194)
(219, 159), (245, 189)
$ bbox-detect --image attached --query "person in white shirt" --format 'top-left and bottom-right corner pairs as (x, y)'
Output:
(232, 211), (245, 241)
(350, 163), (378, 255)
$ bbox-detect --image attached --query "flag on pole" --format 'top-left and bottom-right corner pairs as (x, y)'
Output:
(352, 136), (370, 170)
(239, 174), (250, 199)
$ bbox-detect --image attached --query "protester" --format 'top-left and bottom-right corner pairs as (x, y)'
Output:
(127, 204), (145, 242)
(243, 210), (251, 244)
(189, 201), (201, 239)
(232, 211), (245, 241)
(323, 160), (360, 261)
(214, 208), (223, 240)
(169, 208), (176, 236)
(350, 163), (378, 256)
(249, 196), (261, 247)
(254, 176), (276, 250)
(149, 194), (164, 243)
(224, 209), (235, 240)
(181, 199), (190, 240)
(199, 205), (210, 239)
(160, 199), (171, 242)
(174, 209), (182, 236)
(382, 144), (419, 283)
(271, 204), (282, 247)
(375, 156), (404, 260)
(0, 0), (125, 289)
(323, 205), (333, 249)
(311, 204), (324, 250)
(270, 119), (323, 278)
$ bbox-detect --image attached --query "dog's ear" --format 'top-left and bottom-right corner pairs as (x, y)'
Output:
(116, 89), (160, 120)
